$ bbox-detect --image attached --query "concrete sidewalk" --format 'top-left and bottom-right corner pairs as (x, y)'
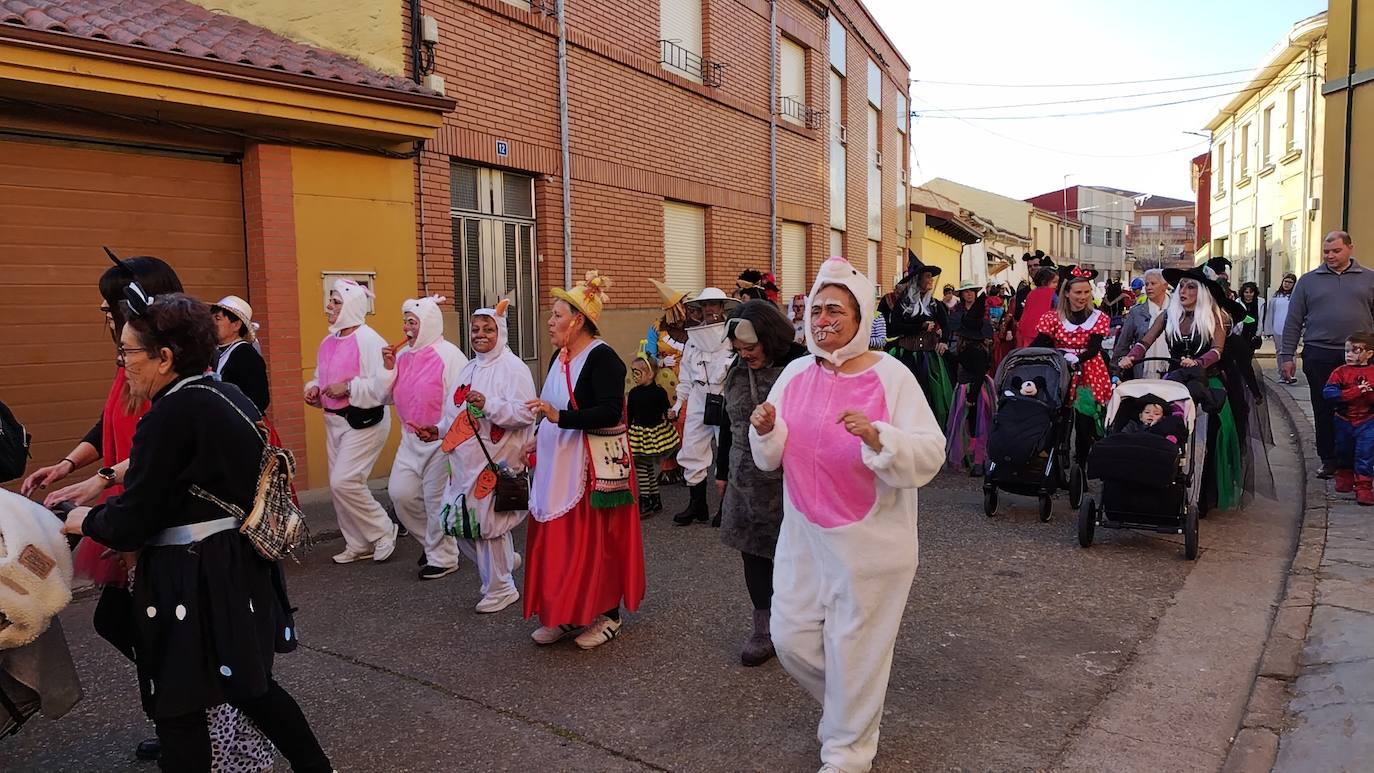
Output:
(1243, 370), (1374, 772)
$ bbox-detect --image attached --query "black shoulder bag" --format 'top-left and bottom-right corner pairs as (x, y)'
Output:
(0, 399), (32, 483)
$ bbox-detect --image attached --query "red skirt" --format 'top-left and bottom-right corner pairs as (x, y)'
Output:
(523, 497), (646, 628)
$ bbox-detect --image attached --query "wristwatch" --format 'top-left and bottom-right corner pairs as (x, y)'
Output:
(97, 466), (117, 487)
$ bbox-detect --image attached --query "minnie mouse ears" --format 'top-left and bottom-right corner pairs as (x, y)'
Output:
(1058, 264), (1099, 282)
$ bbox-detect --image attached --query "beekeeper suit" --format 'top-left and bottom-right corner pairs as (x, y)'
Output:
(438, 300), (538, 612)
(306, 279), (398, 565)
(749, 257), (946, 773)
(672, 287), (738, 525)
(385, 296), (468, 579)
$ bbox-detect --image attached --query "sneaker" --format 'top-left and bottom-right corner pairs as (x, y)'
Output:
(1316, 463), (1337, 480)
(475, 590), (520, 613)
(531, 623), (581, 645)
(574, 615), (622, 650)
(332, 547), (374, 564)
(418, 564), (458, 580)
(373, 523), (400, 562)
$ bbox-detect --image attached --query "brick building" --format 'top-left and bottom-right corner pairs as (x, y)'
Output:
(1129, 194), (1196, 271)
(407, 0), (912, 371)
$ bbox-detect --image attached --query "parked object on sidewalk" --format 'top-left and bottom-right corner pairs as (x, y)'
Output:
(1278, 232), (1374, 475)
(1079, 380), (1201, 559)
(984, 348), (1074, 521)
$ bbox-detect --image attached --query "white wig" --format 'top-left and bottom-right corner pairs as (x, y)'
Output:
(1164, 278), (1221, 348)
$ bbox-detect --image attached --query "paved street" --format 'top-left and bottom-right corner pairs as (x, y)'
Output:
(6, 406), (1304, 772)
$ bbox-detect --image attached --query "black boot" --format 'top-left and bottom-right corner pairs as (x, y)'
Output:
(674, 482), (708, 525)
(650, 494), (663, 513)
(639, 495), (654, 519)
(136, 738), (161, 761)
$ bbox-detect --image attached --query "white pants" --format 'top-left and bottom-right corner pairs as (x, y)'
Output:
(324, 412), (393, 553)
(388, 432), (459, 569)
(457, 534), (518, 598)
(676, 394), (718, 486)
(771, 509), (919, 773)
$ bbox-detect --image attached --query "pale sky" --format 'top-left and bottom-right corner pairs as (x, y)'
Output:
(862, 0), (1328, 201)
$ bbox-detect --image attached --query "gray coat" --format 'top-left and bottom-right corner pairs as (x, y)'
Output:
(717, 345), (805, 558)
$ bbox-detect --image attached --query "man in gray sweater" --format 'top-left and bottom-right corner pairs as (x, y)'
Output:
(1281, 231), (1374, 477)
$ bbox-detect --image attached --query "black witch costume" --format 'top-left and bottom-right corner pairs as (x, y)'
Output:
(878, 251), (953, 425)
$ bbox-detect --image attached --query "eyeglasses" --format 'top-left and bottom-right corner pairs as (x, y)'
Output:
(117, 345), (157, 360)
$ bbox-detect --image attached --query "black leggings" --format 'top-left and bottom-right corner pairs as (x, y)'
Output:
(742, 552), (774, 611)
(1074, 411), (1099, 465)
(154, 680), (331, 772)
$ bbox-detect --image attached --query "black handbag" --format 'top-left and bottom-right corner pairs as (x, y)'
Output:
(702, 392), (726, 427)
(472, 420), (529, 512)
(0, 399), (31, 483)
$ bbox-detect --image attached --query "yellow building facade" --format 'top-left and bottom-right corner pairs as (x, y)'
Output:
(1205, 12), (1327, 294)
(0, 7), (450, 490)
(1323, 0), (1374, 236)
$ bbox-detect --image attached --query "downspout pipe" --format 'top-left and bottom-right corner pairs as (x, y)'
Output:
(558, 0), (573, 289)
(408, 0), (429, 294)
(769, 0), (778, 275)
(1342, 0), (1359, 229)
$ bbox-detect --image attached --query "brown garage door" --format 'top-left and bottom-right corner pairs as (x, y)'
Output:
(0, 137), (247, 485)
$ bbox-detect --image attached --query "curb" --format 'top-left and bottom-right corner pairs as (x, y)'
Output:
(1219, 382), (1327, 773)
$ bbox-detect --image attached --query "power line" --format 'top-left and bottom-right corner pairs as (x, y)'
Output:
(924, 77), (1293, 113)
(914, 73), (1305, 120)
(910, 63), (1290, 89)
(907, 93), (1208, 159)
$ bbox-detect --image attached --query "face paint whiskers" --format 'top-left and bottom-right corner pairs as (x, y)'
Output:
(812, 319), (842, 343)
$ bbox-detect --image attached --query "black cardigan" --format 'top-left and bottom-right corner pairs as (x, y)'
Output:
(219, 342), (271, 414)
(550, 342), (627, 431)
(84, 376), (263, 552)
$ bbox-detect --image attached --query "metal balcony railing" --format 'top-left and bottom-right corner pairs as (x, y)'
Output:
(778, 95), (823, 130)
(659, 39), (724, 87)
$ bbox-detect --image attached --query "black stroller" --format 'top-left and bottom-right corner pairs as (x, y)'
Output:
(983, 347), (1074, 521)
(1077, 379), (1200, 560)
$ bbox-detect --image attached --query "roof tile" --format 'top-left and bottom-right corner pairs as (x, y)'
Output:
(1, 0), (432, 96)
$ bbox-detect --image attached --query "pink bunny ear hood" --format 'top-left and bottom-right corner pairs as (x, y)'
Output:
(402, 295), (448, 350)
(329, 278), (373, 333)
(471, 298), (511, 364)
(805, 256), (877, 368)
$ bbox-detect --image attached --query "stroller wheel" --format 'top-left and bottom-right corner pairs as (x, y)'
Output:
(983, 486), (998, 517)
(1184, 503), (1199, 560)
(1038, 494), (1053, 523)
(1069, 463), (1085, 510)
(1078, 497), (1096, 548)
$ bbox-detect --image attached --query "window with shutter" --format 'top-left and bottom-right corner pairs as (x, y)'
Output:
(781, 221), (807, 299)
(866, 240), (878, 284)
(450, 165), (538, 362)
(830, 70), (846, 231)
(867, 59), (881, 107)
(867, 107), (880, 240)
(659, 0), (703, 83)
(780, 38), (807, 125)
(828, 14), (845, 74)
(663, 201), (706, 294)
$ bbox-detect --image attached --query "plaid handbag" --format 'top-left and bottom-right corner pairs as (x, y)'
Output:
(188, 385), (310, 561)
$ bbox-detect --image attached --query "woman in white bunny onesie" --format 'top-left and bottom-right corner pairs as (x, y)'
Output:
(305, 279), (398, 565)
(418, 301), (537, 613)
(384, 296), (468, 580)
(750, 257), (946, 773)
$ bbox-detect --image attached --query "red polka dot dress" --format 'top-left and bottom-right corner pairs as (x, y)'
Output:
(1036, 308), (1113, 405)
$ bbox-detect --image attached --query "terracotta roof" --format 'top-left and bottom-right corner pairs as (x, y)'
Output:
(1, 0), (434, 97)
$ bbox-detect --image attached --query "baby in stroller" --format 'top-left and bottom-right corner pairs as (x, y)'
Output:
(1121, 394), (1189, 447)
